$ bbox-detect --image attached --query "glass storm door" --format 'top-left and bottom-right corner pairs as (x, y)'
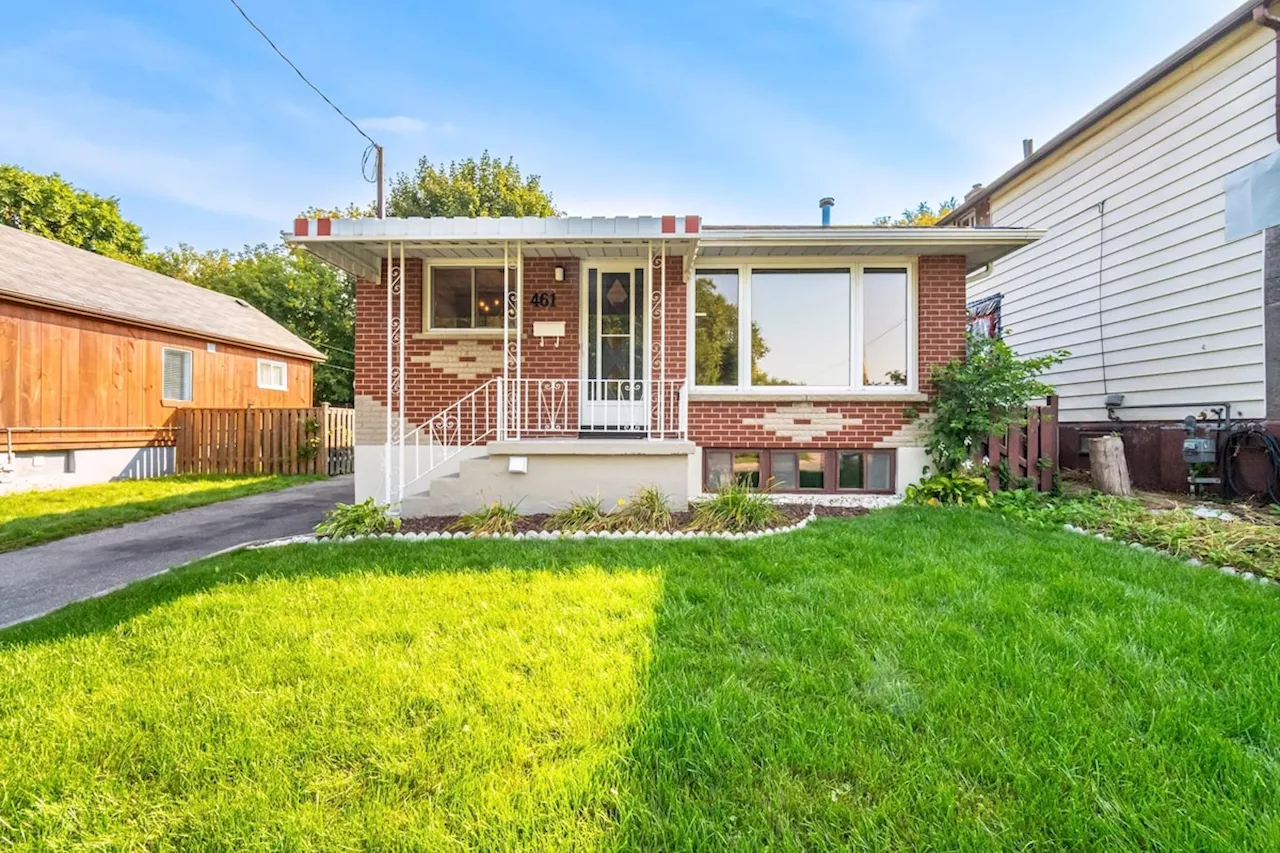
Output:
(582, 266), (647, 432)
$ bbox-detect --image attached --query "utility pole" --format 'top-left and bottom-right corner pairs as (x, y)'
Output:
(376, 145), (385, 218)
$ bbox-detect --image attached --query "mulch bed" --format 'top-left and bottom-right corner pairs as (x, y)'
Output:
(398, 502), (868, 536)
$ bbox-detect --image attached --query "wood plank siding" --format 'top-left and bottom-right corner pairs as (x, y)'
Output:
(0, 299), (314, 451)
(971, 22), (1277, 422)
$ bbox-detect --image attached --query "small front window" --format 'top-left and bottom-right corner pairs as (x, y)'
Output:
(162, 347), (192, 402)
(430, 266), (510, 330)
(257, 358), (288, 391)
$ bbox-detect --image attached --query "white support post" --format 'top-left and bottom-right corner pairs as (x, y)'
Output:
(646, 241), (654, 437)
(384, 241), (392, 505)
(397, 241), (405, 504)
(660, 240), (667, 438)
(501, 241), (510, 441)
(515, 241), (524, 439)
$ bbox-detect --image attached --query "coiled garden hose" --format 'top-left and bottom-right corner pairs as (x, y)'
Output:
(1219, 425), (1280, 505)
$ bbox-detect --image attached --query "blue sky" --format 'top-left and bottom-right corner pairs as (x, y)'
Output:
(0, 0), (1246, 251)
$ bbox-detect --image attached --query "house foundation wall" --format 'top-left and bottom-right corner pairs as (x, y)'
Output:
(0, 445), (175, 494)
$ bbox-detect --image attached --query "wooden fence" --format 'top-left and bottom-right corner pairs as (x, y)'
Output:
(980, 396), (1059, 492)
(175, 405), (354, 476)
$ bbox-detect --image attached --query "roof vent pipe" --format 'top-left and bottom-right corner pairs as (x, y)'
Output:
(819, 197), (835, 227)
(1023, 138), (1034, 159)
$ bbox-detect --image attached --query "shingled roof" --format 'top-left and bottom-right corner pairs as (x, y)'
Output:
(0, 224), (323, 361)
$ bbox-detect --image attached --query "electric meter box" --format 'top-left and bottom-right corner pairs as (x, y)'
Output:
(1182, 437), (1216, 465)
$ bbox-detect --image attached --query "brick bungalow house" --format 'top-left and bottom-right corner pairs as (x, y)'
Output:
(290, 210), (1040, 515)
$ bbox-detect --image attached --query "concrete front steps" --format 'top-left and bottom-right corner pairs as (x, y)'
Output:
(400, 439), (697, 517)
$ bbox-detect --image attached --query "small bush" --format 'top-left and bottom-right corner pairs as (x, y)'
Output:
(905, 472), (991, 507)
(452, 501), (521, 536)
(613, 485), (675, 531)
(688, 483), (786, 533)
(315, 498), (400, 537)
(549, 496), (614, 533)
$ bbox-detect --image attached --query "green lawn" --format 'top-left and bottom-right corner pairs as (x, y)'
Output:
(0, 474), (323, 552)
(1, 508), (1278, 850)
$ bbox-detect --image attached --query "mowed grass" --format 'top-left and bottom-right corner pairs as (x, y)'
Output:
(1, 508), (1278, 850)
(0, 474), (322, 552)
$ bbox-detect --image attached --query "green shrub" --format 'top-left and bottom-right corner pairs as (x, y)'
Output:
(921, 333), (1065, 474)
(904, 472), (991, 507)
(452, 501), (521, 536)
(549, 496), (614, 533)
(315, 498), (400, 537)
(613, 485), (675, 531)
(688, 483), (786, 533)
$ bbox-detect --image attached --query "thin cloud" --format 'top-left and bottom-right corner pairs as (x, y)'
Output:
(357, 116), (457, 136)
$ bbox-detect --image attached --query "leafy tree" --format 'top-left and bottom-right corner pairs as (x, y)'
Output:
(387, 151), (558, 218)
(918, 333), (1066, 474)
(873, 198), (958, 227)
(144, 243), (355, 406)
(0, 164), (145, 259)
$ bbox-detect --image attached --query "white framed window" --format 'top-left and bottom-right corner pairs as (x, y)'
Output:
(161, 347), (193, 402)
(425, 264), (514, 331)
(257, 358), (288, 391)
(691, 261), (916, 394)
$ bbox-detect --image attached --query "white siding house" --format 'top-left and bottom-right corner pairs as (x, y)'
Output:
(947, 3), (1278, 427)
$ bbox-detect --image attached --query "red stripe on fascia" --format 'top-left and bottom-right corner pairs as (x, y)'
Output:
(317, 218), (332, 236)
(661, 215), (676, 233)
(685, 215), (700, 233)
(293, 218), (309, 237)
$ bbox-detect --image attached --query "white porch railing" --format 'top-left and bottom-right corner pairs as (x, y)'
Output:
(501, 378), (688, 440)
(400, 377), (688, 496)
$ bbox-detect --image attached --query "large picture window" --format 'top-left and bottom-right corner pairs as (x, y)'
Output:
(691, 264), (915, 393)
(429, 266), (510, 330)
(751, 269), (850, 387)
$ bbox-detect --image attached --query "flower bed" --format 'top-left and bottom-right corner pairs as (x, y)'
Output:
(990, 491), (1280, 582)
(399, 502), (866, 536)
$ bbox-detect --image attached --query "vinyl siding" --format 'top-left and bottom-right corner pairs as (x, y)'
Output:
(971, 23), (1275, 422)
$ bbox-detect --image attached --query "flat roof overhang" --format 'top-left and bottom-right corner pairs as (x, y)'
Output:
(287, 216), (702, 279)
(288, 218), (1044, 278)
(698, 226), (1045, 273)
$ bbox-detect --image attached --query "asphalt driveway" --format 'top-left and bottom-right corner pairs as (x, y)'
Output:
(0, 475), (353, 629)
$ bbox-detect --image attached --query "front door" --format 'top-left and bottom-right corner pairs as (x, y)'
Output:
(581, 264), (647, 433)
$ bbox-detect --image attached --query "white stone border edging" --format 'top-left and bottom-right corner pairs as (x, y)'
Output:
(1060, 523), (1275, 586)
(247, 512), (819, 550)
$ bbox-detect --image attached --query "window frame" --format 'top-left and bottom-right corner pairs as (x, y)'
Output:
(702, 448), (896, 495)
(688, 258), (918, 396)
(161, 346), (193, 403)
(256, 358), (289, 391)
(423, 261), (517, 335)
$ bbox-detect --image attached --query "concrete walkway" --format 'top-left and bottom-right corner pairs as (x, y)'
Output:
(0, 475), (353, 629)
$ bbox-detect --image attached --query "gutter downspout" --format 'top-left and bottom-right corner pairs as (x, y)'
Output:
(1254, 3), (1280, 142)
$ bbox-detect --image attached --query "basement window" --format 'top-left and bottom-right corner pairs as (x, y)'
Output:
(428, 266), (512, 330)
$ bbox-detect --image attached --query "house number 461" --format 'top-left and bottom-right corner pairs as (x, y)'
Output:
(529, 291), (557, 308)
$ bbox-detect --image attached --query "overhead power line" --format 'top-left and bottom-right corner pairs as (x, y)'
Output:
(226, 0), (377, 148)
(226, 0), (385, 210)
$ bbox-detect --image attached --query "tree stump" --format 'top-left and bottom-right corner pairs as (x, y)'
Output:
(1089, 436), (1132, 496)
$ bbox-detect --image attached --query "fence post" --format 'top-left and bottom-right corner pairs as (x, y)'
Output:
(1026, 406), (1041, 490)
(1040, 395), (1059, 492)
(320, 403), (331, 476)
(987, 433), (1003, 492)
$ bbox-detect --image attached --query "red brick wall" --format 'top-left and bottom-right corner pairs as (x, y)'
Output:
(354, 255), (688, 428)
(355, 253), (965, 452)
(685, 254), (967, 450)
